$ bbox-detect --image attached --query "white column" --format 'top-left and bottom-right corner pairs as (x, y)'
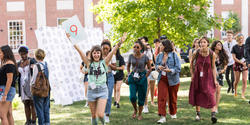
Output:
(84, 0), (93, 28)
(242, 0), (248, 39)
(36, 0), (46, 27)
(207, 0), (214, 38)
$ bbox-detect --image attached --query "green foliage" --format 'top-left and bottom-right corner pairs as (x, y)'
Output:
(12, 98), (20, 110)
(222, 12), (241, 34)
(93, 0), (221, 52)
(180, 63), (191, 77)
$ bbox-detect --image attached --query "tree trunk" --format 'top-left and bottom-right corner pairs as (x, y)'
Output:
(157, 17), (161, 39)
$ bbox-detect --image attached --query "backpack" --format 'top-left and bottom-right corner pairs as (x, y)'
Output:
(192, 49), (213, 72)
(31, 63), (50, 97)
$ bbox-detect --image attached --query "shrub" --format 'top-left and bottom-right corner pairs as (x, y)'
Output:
(180, 63), (191, 77)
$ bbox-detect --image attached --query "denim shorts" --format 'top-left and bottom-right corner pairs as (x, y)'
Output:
(87, 84), (108, 102)
(84, 74), (88, 82)
(148, 73), (154, 81)
(0, 85), (16, 102)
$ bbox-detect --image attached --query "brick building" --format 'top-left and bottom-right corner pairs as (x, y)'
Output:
(0, 0), (107, 56)
(212, 0), (249, 40)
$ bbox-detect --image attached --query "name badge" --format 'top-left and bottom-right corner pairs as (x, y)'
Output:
(200, 72), (203, 77)
(134, 72), (140, 78)
(89, 82), (96, 90)
(162, 71), (166, 76)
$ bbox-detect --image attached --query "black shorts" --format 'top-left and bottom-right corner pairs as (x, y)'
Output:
(114, 73), (124, 82)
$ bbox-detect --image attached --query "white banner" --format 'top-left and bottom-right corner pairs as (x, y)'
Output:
(35, 26), (103, 105)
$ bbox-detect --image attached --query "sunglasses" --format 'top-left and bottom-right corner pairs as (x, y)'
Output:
(133, 46), (140, 49)
(103, 47), (110, 50)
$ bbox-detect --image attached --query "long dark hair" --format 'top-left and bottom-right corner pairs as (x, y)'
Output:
(161, 39), (173, 53)
(116, 48), (124, 61)
(192, 38), (199, 48)
(211, 40), (229, 66)
(90, 45), (103, 62)
(135, 40), (145, 52)
(0, 45), (17, 70)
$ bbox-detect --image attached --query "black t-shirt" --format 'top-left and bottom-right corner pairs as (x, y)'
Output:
(0, 64), (17, 87)
(114, 56), (125, 79)
(231, 44), (245, 60)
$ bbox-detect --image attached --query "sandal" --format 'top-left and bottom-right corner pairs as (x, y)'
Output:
(138, 115), (143, 120)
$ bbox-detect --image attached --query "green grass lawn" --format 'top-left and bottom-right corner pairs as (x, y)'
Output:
(12, 80), (250, 125)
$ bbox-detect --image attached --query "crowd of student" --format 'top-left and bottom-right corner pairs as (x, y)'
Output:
(0, 30), (249, 125)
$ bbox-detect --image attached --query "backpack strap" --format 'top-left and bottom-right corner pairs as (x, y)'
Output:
(36, 64), (42, 72)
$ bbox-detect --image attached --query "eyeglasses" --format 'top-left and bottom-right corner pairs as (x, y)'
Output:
(103, 47), (110, 50)
(133, 46), (140, 49)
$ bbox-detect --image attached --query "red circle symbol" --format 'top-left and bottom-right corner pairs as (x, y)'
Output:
(70, 25), (78, 36)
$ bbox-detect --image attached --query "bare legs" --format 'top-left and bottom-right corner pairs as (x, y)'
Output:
(0, 101), (14, 125)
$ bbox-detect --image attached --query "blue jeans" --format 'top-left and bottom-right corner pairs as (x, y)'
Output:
(33, 93), (50, 125)
(105, 72), (114, 115)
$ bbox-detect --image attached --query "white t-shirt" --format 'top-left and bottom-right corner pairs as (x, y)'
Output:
(30, 61), (48, 85)
(144, 49), (153, 61)
(223, 40), (237, 66)
(108, 56), (116, 74)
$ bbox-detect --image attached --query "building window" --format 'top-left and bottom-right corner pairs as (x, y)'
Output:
(8, 20), (25, 50)
(6, 2), (25, 12)
(221, 11), (230, 38)
(57, 0), (73, 10)
(57, 18), (69, 26)
(222, 0), (234, 5)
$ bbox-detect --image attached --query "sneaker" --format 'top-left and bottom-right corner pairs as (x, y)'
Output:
(30, 121), (36, 125)
(170, 114), (177, 119)
(157, 116), (166, 124)
(142, 105), (149, 113)
(113, 101), (117, 106)
(104, 115), (110, 123)
(116, 103), (120, 108)
(195, 111), (201, 121)
(84, 102), (88, 107)
(25, 121), (30, 125)
(195, 115), (201, 121)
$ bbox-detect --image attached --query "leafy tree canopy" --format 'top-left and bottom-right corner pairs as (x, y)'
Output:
(93, 0), (221, 52)
(222, 12), (241, 34)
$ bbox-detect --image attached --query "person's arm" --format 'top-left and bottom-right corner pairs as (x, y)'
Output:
(66, 33), (90, 67)
(30, 65), (38, 85)
(105, 33), (127, 65)
(212, 53), (219, 87)
(127, 55), (131, 74)
(109, 57), (117, 70)
(74, 45), (90, 67)
(2, 73), (13, 102)
(146, 60), (152, 78)
(80, 64), (85, 74)
(232, 54), (243, 64)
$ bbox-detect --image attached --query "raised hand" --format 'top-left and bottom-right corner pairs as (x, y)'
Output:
(121, 32), (127, 43)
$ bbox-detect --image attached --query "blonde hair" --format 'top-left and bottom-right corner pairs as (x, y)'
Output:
(235, 33), (243, 42)
(35, 49), (46, 61)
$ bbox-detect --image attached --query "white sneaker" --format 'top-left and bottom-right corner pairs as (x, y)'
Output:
(142, 105), (149, 113)
(84, 102), (88, 107)
(195, 115), (201, 121)
(104, 115), (109, 123)
(170, 114), (177, 119)
(157, 116), (166, 124)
